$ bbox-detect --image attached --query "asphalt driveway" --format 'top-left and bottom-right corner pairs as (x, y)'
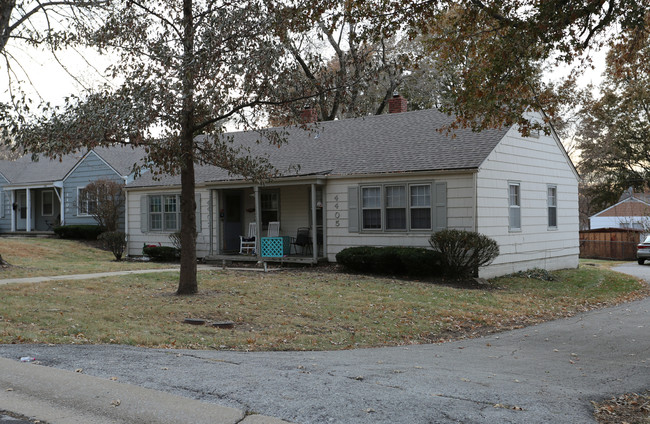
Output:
(0, 263), (648, 423)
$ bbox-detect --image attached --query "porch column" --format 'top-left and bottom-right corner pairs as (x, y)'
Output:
(26, 188), (31, 232)
(208, 189), (214, 256)
(10, 190), (15, 232)
(54, 186), (64, 226)
(123, 189), (129, 237)
(214, 190), (221, 254)
(321, 184), (327, 260)
(254, 186), (261, 257)
(311, 183), (317, 261)
(60, 187), (65, 225)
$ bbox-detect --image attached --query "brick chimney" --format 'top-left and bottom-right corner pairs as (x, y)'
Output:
(388, 94), (407, 114)
(300, 105), (318, 123)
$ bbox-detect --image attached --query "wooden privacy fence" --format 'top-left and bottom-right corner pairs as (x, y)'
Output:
(579, 228), (644, 260)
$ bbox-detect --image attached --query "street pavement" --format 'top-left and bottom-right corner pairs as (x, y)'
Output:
(0, 263), (648, 423)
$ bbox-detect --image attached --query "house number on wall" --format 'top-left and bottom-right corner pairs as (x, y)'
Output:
(334, 195), (340, 226)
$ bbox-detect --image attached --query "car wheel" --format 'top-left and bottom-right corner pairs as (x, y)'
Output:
(639, 259), (645, 265)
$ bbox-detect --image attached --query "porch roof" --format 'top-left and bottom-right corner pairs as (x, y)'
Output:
(128, 108), (510, 188)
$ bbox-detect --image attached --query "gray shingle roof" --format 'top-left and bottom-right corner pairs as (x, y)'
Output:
(0, 145), (147, 185)
(92, 146), (148, 176)
(0, 153), (82, 184)
(130, 109), (510, 188)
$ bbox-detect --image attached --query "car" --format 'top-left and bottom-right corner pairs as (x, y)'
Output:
(637, 235), (650, 265)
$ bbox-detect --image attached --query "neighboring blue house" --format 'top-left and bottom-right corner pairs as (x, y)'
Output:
(0, 146), (145, 233)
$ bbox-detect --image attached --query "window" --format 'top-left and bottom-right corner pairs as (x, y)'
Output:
(508, 183), (521, 231)
(410, 185), (431, 230)
(78, 187), (98, 216)
(42, 190), (54, 216)
(358, 183), (438, 231)
(261, 190), (279, 227)
(148, 194), (180, 231)
(385, 186), (406, 230)
(547, 186), (557, 228)
(164, 195), (178, 230)
(362, 186), (381, 229)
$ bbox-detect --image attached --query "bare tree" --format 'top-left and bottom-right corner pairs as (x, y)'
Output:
(81, 179), (124, 232)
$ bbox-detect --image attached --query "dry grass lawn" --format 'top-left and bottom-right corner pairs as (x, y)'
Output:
(0, 261), (647, 351)
(0, 237), (173, 278)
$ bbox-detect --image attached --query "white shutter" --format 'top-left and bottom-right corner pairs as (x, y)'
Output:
(347, 186), (359, 233)
(195, 193), (202, 233)
(434, 182), (447, 231)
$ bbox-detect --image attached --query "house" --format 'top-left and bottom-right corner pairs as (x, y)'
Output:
(0, 146), (146, 233)
(125, 97), (579, 278)
(590, 189), (650, 233)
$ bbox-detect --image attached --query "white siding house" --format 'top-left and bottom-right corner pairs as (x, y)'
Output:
(475, 126), (579, 277)
(125, 101), (579, 278)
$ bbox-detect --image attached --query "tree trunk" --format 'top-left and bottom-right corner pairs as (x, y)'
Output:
(177, 149), (197, 294)
(176, 0), (198, 295)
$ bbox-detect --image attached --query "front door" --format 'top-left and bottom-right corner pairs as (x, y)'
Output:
(16, 191), (27, 230)
(223, 192), (242, 252)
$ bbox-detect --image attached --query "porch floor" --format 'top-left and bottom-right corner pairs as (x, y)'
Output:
(0, 231), (56, 238)
(204, 253), (323, 265)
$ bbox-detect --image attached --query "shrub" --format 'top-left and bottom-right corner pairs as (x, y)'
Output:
(53, 225), (103, 240)
(399, 247), (445, 277)
(143, 245), (179, 261)
(429, 229), (499, 278)
(98, 231), (127, 261)
(336, 246), (444, 278)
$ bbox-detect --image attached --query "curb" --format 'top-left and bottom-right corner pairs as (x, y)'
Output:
(0, 358), (291, 424)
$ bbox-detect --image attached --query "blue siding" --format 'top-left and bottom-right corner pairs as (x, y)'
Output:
(0, 174), (10, 232)
(63, 152), (125, 230)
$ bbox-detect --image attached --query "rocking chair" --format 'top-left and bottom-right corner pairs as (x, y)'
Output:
(239, 222), (257, 254)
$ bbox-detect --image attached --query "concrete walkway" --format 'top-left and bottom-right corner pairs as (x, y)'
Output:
(0, 264), (273, 285)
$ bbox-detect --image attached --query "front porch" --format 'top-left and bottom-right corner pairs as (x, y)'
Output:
(202, 180), (327, 264)
(2, 185), (63, 233)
